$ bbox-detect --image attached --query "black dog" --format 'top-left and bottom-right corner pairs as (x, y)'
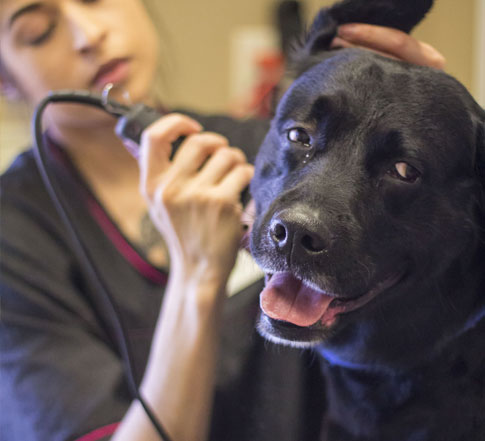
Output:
(250, 0), (485, 439)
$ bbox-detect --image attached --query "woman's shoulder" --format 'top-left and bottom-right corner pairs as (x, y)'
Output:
(1, 148), (41, 188)
(0, 148), (55, 211)
(0, 149), (71, 258)
(1, 148), (60, 220)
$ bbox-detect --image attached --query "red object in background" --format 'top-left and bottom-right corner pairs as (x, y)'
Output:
(246, 52), (285, 118)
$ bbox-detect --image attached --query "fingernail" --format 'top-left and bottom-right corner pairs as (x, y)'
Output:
(338, 24), (358, 38)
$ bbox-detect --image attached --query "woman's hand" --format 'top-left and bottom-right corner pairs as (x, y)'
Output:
(331, 23), (446, 69)
(138, 113), (253, 281)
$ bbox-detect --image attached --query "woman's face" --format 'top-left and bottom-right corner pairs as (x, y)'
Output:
(0, 0), (159, 115)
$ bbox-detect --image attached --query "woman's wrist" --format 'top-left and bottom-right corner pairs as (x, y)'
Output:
(164, 260), (230, 318)
(170, 249), (236, 286)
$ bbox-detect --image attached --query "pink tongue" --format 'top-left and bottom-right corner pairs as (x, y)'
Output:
(260, 272), (333, 327)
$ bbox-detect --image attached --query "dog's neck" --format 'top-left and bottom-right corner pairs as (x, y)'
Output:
(317, 317), (485, 441)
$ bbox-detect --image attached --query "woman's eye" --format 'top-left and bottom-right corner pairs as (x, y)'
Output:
(287, 128), (312, 147)
(15, 14), (56, 46)
(387, 162), (421, 183)
(28, 24), (55, 45)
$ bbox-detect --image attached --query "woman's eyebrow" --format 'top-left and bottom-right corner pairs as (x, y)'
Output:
(8, 2), (43, 28)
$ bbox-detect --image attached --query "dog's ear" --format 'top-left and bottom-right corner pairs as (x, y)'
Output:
(303, 0), (434, 56)
(271, 0), (435, 112)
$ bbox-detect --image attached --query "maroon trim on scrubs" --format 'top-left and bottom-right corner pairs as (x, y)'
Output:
(46, 134), (168, 286)
(74, 422), (120, 441)
(86, 197), (168, 285)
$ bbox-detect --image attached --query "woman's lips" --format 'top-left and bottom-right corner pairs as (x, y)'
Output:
(91, 58), (131, 89)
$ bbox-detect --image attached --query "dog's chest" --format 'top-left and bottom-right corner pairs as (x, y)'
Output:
(316, 321), (485, 441)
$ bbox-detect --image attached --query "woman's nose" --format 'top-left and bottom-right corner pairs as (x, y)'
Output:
(63, 4), (107, 54)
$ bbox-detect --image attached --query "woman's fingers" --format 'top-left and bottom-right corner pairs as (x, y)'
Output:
(417, 41), (447, 69)
(138, 113), (202, 198)
(194, 146), (247, 186)
(170, 132), (230, 176)
(331, 36), (399, 60)
(331, 23), (446, 69)
(215, 163), (254, 201)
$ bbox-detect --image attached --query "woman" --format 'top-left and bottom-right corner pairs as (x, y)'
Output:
(0, 1), (445, 440)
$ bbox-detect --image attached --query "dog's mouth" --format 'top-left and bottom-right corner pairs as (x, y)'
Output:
(260, 271), (405, 328)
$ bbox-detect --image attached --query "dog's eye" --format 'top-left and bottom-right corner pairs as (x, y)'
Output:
(287, 128), (312, 147)
(387, 162), (421, 183)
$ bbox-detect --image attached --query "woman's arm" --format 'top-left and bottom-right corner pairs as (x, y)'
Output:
(113, 114), (253, 441)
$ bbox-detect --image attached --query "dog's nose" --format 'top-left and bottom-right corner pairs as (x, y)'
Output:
(269, 209), (327, 255)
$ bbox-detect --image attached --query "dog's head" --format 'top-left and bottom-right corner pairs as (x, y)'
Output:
(250, 0), (485, 369)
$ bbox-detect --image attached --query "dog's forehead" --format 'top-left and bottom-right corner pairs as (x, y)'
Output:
(273, 49), (477, 163)
(277, 50), (469, 127)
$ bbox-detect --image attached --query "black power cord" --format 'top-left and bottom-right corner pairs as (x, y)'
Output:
(32, 90), (172, 441)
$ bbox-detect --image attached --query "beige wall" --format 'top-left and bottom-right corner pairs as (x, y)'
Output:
(162, 0), (478, 112)
(0, 99), (31, 170)
(159, 0), (285, 111)
(414, 0), (475, 96)
(0, 0), (480, 171)
(475, 0), (485, 105)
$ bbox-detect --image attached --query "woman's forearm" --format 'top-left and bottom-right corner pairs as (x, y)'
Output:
(112, 265), (228, 441)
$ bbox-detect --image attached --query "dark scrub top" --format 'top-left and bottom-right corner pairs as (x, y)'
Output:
(0, 112), (326, 441)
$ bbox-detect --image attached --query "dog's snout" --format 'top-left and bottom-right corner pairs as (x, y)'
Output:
(269, 209), (327, 256)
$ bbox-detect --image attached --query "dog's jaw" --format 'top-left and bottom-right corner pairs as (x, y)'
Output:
(258, 309), (341, 348)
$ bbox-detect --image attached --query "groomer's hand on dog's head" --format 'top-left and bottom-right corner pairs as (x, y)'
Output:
(331, 23), (446, 69)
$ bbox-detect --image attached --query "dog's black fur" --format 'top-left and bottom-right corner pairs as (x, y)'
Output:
(249, 0), (485, 439)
